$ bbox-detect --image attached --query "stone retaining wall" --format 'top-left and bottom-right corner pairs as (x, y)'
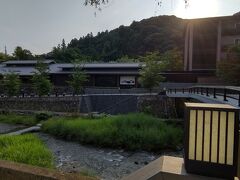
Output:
(0, 97), (80, 113)
(137, 95), (177, 118)
(0, 95), (178, 117)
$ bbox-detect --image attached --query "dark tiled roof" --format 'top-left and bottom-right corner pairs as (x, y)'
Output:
(3, 60), (55, 65)
(0, 62), (143, 76)
(57, 63), (143, 68)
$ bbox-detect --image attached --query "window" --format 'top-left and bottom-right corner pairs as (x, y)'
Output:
(120, 76), (135, 85)
(235, 23), (240, 32)
(235, 39), (240, 45)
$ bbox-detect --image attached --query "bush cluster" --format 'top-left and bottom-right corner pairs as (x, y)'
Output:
(0, 112), (52, 126)
(42, 113), (183, 152)
(0, 113), (37, 126)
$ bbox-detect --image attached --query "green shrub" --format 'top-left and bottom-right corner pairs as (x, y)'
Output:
(35, 112), (53, 121)
(0, 134), (54, 168)
(42, 113), (183, 152)
(142, 105), (153, 115)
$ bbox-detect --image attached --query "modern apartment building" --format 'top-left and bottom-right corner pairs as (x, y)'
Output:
(184, 14), (240, 72)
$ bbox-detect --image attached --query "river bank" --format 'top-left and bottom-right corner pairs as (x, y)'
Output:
(36, 132), (183, 180)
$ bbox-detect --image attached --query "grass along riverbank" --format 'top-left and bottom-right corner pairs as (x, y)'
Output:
(42, 113), (183, 152)
(0, 134), (54, 168)
(0, 112), (52, 126)
(0, 114), (38, 126)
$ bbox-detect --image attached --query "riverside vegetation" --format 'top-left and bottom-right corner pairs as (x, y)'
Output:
(0, 112), (52, 126)
(0, 134), (54, 168)
(42, 113), (183, 152)
(0, 113), (38, 126)
(0, 112), (183, 169)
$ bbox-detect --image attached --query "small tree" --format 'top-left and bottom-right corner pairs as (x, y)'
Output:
(3, 72), (21, 97)
(68, 63), (89, 95)
(32, 60), (52, 96)
(138, 50), (184, 70)
(160, 49), (184, 71)
(139, 57), (165, 92)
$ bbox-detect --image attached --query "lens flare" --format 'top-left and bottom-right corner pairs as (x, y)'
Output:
(176, 0), (218, 19)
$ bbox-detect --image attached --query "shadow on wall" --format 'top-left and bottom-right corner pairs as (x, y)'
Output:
(174, 98), (204, 118)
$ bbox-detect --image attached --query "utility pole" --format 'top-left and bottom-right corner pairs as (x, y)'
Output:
(4, 46), (7, 55)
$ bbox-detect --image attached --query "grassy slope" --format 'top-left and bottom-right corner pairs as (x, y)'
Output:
(42, 113), (183, 152)
(0, 134), (54, 168)
(0, 114), (38, 126)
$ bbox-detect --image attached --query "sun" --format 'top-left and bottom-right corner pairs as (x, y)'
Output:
(175, 0), (218, 19)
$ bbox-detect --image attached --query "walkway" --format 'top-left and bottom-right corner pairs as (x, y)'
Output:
(166, 86), (240, 109)
(6, 124), (41, 135)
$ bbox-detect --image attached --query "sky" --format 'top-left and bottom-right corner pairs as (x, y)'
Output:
(0, 0), (240, 55)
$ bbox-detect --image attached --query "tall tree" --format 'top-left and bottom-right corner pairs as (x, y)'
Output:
(13, 46), (34, 60)
(61, 39), (66, 51)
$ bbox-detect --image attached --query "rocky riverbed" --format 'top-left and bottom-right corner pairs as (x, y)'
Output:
(36, 132), (183, 180)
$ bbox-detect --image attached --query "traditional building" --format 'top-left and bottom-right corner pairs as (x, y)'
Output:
(0, 60), (142, 88)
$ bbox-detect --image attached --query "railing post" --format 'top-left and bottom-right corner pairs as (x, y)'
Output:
(170, 89), (172, 94)
(206, 88), (209, 96)
(193, 88), (196, 94)
(214, 88), (216, 98)
(238, 93), (240, 107)
(183, 88), (185, 94)
(224, 88), (228, 101)
(197, 88), (199, 94)
(201, 88), (203, 95)
(175, 88), (176, 94)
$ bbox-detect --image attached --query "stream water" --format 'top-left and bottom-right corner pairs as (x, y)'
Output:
(0, 124), (183, 180)
(35, 132), (183, 180)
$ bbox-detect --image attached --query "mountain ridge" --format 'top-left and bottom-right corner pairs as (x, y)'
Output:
(49, 15), (187, 62)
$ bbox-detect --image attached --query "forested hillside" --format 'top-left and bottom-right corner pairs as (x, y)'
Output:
(49, 15), (186, 62)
